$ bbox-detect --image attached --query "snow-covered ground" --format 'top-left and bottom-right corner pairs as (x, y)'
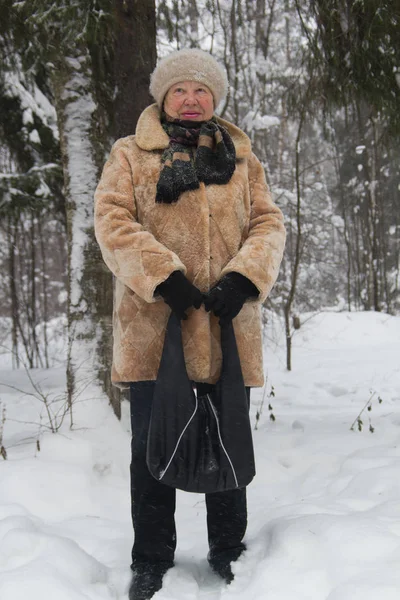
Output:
(1, 311), (400, 600)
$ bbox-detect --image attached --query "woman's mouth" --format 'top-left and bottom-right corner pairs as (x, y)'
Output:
(181, 112), (201, 118)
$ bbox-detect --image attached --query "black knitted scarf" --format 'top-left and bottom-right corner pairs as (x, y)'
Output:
(156, 113), (236, 204)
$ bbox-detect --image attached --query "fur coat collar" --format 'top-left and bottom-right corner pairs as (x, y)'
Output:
(135, 104), (252, 159)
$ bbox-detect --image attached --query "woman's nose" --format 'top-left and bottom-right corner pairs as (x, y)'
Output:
(183, 93), (198, 105)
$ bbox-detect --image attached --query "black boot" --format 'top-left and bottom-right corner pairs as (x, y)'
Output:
(128, 560), (173, 600)
(208, 544), (246, 584)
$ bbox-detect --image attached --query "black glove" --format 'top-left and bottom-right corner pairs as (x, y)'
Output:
(204, 272), (259, 326)
(155, 270), (203, 320)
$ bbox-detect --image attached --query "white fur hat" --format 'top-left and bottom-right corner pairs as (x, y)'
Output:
(150, 48), (228, 109)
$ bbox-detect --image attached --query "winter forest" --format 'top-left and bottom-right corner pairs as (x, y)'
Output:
(0, 1), (399, 412)
(1, 2), (400, 599)
(1, 0), (399, 417)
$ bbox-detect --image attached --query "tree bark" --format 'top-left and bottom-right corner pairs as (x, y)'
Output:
(51, 48), (110, 414)
(38, 214), (50, 369)
(113, 0), (157, 139)
(7, 215), (20, 368)
(188, 0), (199, 44)
(284, 81), (310, 371)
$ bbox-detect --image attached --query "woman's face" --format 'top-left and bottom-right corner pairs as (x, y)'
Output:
(163, 81), (214, 121)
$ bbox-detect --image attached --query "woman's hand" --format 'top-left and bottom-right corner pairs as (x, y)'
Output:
(204, 272), (259, 326)
(156, 271), (203, 320)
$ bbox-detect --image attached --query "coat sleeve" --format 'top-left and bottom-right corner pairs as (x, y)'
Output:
(219, 153), (286, 303)
(94, 138), (186, 303)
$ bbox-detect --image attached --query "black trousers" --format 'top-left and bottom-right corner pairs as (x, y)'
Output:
(129, 381), (249, 566)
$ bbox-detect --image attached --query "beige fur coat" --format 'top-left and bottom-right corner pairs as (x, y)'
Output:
(94, 104), (286, 388)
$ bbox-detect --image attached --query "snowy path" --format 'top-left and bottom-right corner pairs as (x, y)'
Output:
(1, 311), (400, 599)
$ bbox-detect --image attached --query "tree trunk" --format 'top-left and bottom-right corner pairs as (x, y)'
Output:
(29, 210), (42, 368)
(7, 215), (20, 368)
(51, 48), (110, 417)
(188, 0), (199, 44)
(38, 214), (50, 369)
(229, 0), (240, 123)
(284, 95), (307, 371)
(113, 0), (157, 139)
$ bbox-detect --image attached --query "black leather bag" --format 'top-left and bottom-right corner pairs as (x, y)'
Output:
(146, 312), (256, 493)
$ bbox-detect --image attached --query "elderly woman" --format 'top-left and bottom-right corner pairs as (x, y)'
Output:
(94, 49), (286, 600)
